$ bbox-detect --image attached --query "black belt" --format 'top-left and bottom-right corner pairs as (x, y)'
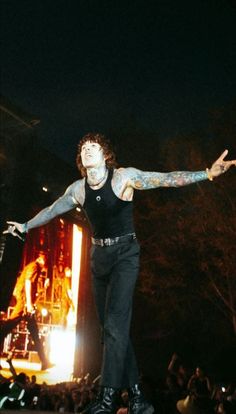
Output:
(91, 233), (136, 247)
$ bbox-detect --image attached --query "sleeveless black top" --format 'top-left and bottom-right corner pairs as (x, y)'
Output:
(83, 169), (135, 238)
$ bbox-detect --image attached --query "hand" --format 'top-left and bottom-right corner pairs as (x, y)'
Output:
(208, 149), (236, 179)
(26, 304), (34, 314)
(44, 278), (50, 289)
(3, 221), (25, 241)
(6, 347), (15, 363)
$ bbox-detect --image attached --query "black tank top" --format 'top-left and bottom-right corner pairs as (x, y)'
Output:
(84, 169), (135, 238)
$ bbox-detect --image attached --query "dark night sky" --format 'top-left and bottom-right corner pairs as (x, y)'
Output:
(1, 0), (236, 165)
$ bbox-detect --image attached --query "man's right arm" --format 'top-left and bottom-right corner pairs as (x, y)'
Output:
(4, 181), (81, 237)
(26, 191), (78, 231)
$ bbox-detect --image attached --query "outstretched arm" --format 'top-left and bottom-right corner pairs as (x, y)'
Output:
(3, 182), (80, 239)
(126, 149), (236, 190)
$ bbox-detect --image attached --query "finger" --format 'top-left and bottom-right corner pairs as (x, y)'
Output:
(16, 232), (25, 242)
(225, 160), (236, 168)
(3, 227), (15, 236)
(8, 225), (16, 233)
(216, 149), (228, 163)
(13, 231), (24, 241)
(2, 225), (15, 234)
(6, 221), (16, 226)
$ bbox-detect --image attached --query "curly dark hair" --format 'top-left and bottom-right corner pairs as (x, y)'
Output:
(76, 132), (118, 177)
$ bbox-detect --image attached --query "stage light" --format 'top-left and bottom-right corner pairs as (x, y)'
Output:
(72, 225), (83, 319)
(41, 308), (48, 317)
(49, 328), (76, 377)
(42, 186), (48, 192)
(46, 226), (83, 380)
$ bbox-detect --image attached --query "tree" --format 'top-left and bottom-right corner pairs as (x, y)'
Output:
(133, 120), (236, 364)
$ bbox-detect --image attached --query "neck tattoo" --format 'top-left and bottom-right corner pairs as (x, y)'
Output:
(88, 169), (108, 187)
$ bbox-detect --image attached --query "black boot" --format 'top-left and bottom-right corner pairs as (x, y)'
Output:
(129, 384), (154, 414)
(81, 387), (118, 414)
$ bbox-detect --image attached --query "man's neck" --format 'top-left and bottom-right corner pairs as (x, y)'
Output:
(87, 166), (108, 187)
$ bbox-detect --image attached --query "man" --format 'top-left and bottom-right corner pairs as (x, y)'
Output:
(4, 133), (236, 414)
(53, 264), (74, 327)
(0, 255), (51, 371)
(10, 254), (46, 319)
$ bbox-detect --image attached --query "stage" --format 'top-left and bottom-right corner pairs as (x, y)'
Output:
(0, 356), (75, 385)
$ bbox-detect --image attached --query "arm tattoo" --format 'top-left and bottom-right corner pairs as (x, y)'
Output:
(27, 192), (78, 231)
(130, 169), (208, 189)
(113, 170), (126, 195)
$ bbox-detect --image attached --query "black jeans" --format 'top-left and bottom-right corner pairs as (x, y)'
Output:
(91, 238), (140, 389)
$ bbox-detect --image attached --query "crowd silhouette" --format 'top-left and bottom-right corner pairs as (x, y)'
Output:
(0, 351), (235, 413)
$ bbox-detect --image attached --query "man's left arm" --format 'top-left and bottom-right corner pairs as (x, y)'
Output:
(24, 263), (36, 314)
(126, 149), (236, 189)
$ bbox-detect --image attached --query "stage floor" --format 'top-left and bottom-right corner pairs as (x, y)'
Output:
(0, 356), (75, 385)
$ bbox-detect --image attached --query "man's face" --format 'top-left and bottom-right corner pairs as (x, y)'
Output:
(80, 141), (106, 169)
(37, 256), (45, 267)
